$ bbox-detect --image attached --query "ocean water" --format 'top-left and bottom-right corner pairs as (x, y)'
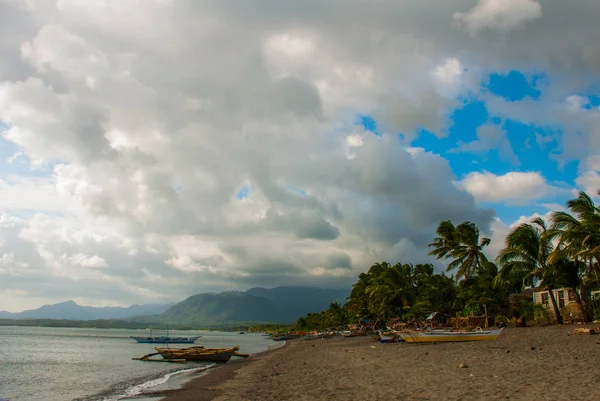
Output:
(0, 326), (279, 401)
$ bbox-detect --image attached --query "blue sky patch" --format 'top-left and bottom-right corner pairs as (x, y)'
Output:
(485, 70), (544, 101)
(355, 114), (379, 135)
(236, 184), (250, 200)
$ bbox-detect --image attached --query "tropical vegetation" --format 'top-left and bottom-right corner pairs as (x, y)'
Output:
(294, 191), (600, 330)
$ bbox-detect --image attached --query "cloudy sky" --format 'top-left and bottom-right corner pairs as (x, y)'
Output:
(0, 0), (599, 312)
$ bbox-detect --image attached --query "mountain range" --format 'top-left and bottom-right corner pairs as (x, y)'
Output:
(0, 300), (171, 320)
(0, 286), (349, 324)
(159, 286), (349, 325)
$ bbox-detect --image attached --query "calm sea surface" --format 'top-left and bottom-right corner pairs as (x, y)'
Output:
(0, 326), (278, 401)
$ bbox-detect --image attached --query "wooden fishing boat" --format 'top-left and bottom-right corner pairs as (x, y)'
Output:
(399, 327), (503, 343)
(154, 346), (241, 363)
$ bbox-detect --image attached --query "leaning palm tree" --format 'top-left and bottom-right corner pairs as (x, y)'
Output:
(548, 191), (600, 321)
(550, 191), (600, 281)
(494, 217), (563, 324)
(429, 220), (491, 281)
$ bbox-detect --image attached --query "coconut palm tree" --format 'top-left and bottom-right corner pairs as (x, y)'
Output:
(347, 262), (392, 319)
(429, 220), (491, 281)
(550, 191), (600, 281)
(494, 217), (563, 324)
(366, 263), (417, 322)
(548, 191), (600, 321)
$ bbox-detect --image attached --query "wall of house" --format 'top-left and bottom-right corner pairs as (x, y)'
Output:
(533, 288), (600, 322)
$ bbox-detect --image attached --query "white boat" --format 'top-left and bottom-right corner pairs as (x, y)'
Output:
(399, 327), (503, 343)
(378, 330), (396, 343)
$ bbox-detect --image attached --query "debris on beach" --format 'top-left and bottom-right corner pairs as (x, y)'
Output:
(573, 328), (598, 335)
(459, 363), (468, 368)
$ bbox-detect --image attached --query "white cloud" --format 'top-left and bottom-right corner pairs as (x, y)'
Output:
(454, 0), (542, 35)
(431, 57), (464, 96)
(576, 155), (600, 198)
(458, 171), (561, 204)
(576, 171), (600, 197)
(0, 0), (599, 310)
(450, 124), (518, 164)
(62, 253), (108, 268)
(0, 174), (77, 213)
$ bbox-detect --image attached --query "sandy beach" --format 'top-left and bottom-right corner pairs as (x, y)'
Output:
(143, 325), (600, 400)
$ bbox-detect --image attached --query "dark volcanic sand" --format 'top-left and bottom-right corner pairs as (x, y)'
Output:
(143, 325), (600, 400)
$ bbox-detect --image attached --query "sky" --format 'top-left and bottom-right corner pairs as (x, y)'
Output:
(0, 0), (599, 312)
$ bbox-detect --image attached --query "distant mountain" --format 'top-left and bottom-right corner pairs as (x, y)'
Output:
(160, 286), (349, 325)
(0, 300), (171, 320)
(0, 286), (349, 325)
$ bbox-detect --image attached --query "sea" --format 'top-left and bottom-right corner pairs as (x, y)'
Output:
(0, 326), (281, 401)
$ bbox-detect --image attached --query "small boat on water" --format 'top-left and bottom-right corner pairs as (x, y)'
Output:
(398, 327), (503, 343)
(130, 327), (201, 344)
(130, 335), (201, 344)
(154, 346), (241, 363)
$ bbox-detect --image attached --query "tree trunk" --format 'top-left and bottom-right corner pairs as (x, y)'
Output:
(546, 285), (563, 324)
(579, 282), (594, 322)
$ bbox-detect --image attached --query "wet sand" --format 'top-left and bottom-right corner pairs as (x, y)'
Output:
(143, 325), (600, 400)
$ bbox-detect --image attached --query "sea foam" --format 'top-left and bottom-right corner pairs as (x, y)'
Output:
(101, 364), (216, 401)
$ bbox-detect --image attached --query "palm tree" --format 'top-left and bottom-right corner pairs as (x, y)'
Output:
(347, 262), (390, 319)
(429, 220), (491, 281)
(366, 263), (417, 322)
(325, 302), (346, 328)
(550, 191), (600, 281)
(548, 191), (600, 321)
(494, 217), (563, 324)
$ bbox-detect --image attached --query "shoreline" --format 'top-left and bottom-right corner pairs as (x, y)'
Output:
(139, 325), (600, 401)
(132, 341), (287, 401)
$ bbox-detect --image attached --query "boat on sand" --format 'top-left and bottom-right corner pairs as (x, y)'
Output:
(398, 327), (503, 343)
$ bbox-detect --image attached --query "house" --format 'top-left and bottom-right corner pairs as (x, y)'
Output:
(532, 288), (600, 321)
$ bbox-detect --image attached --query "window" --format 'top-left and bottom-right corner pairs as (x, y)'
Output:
(568, 289), (575, 302)
(541, 293), (549, 306)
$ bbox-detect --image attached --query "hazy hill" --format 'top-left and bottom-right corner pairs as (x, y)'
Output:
(160, 286), (349, 325)
(0, 300), (171, 320)
(0, 286), (349, 325)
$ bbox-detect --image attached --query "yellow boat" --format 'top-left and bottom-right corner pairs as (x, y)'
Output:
(399, 328), (503, 343)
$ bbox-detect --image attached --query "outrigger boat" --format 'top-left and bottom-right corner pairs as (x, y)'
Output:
(130, 335), (201, 344)
(398, 327), (503, 343)
(130, 327), (201, 344)
(153, 346), (243, 363)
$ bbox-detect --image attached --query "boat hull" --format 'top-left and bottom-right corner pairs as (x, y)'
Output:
(399, 328), (503, 343)
(130, 336), (201, 344)
(154, 346), (240, 363)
